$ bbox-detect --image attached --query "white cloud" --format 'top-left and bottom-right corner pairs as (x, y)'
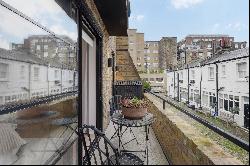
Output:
(226, 22), (248, 31)
(0, 36), (10, 50)
(130, 14), (145, 21)
(50, 25), (77, 41)
(171, 0), (204, 9)
(0, 0), (77, 42)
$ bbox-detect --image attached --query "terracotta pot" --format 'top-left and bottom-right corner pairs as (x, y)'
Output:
(121, 107), (147, 120)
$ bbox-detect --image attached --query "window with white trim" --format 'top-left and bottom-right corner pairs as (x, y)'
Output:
(222, 65), (226, 77)
(34, 67), (40, 81)
(237, 62), (247, 79)
(20, 65), (25, 79)
(191, 70), (195, 80)
(208, 67), (215, 80)
(0, 63), (9, 80)
(36, 45), (41, 50)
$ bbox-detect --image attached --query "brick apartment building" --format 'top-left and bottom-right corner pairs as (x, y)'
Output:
(144, 41), (160, 73)
(177, 34), (247, 67)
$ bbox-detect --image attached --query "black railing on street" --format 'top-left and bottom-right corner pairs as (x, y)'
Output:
(0, 90), (78, 115)
(148, 92), (249, 152)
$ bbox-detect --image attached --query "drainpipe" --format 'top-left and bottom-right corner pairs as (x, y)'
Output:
(112, 51), (115, 96)
(173, 71), (175, 100)
(177, 72), (180, 102)
(216, 63), (219, 116)
(48, 65), (50, 96)
(61, 67), (63, 93)
(199, 66), (203, 109)
(187, 65), (190, 105)
(28, 63), (31, 100)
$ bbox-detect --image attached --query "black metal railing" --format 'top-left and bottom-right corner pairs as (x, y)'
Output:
(148, 92), (249, 152)
(0, 90), (78, 115)
(114, 81), (143, 99)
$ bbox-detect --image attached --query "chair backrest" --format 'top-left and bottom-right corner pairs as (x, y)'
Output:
(109, 95), (122, 116)
(81, 125), (120, 165)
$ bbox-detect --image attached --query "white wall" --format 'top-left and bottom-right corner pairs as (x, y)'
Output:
(166, 57), (249, 128)
(0, 58), (77, 106)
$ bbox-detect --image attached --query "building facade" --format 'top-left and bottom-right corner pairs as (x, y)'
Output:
(159, 37), (178, 70)
(140, 73), (166, 93)
(11, 35), (77, 68)
(128, 29), (145, 72)
(167, 48), (249, 129)
(144, 41), (160, 73)
(0, 48), (77, 106)
(177, 34), (247, 68)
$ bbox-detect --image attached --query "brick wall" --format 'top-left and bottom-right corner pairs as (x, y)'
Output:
(116, 36), (141, 81)
(159, 37), (178, 70)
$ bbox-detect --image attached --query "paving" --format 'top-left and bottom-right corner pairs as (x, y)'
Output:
(105, 121), (169, 165)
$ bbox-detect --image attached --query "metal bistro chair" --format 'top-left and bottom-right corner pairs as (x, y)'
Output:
(81, 125), (144, 165)
(109, 95), (122, 140)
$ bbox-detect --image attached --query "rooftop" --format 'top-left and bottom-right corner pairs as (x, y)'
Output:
(186, 34), (231, 38)
(0, 48), (73, 69)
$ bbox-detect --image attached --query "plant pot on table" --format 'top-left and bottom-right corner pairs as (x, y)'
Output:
(121, 107), (147, 120)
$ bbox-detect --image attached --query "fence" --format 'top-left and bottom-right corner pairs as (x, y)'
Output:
(114, 81), (143, 99)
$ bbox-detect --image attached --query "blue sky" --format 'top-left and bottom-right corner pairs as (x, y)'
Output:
(129, 0), (249, 43)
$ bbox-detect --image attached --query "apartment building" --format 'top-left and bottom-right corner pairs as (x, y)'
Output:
(128, 29), (145, 72)
(177, 34), (247, 67)
(159, 37), (178, 70)
(10, 35), (77, 68)
(144, 41), (160, 73)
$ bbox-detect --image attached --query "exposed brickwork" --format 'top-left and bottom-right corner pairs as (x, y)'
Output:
(115, 36), (141, 81)
(159, 37), (178, 70)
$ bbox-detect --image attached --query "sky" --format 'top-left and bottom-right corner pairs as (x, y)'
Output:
(129, 0), (249, 43)
(0, 0), (77, 50)
(0, 0), (249, 49)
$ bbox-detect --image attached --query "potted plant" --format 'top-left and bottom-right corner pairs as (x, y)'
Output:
(143, 81), (151, 92)
(120, 97), (149, 120)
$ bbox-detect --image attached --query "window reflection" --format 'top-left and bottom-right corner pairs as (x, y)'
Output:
(0, 0), (78, 165)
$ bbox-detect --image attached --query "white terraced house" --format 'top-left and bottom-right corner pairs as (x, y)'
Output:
(167, 48), (249, 129)
(0, 48), (77, 106)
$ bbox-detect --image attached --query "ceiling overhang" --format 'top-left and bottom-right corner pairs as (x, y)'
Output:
(94, 0), (129, 36)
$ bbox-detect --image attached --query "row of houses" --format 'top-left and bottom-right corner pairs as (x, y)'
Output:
(167, 48), (249, 129)
(0, 48), (78, 106)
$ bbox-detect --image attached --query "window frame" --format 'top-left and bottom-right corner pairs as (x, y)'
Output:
(0, 63), (9, 81)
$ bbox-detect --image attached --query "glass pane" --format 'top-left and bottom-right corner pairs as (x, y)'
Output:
(224, 99), (229, 111)
(0, 1), (78, 165)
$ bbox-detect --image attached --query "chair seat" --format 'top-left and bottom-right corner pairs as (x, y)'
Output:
(104, 153), (144, 165)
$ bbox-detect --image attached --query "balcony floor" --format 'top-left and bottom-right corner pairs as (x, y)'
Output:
(105, 122), (169, 165)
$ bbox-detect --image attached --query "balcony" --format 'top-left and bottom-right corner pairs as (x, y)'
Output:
(0, 0), (248, 165)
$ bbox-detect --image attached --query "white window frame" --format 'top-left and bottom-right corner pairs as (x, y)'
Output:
(236, 62), (248, 81)
(221, 65), (226, 77)
(0, 63), (9, 81)
(191, 70), (195, 81)
(20, 65), (25, 79)
(34, 67), (40, 81)
(36, 45), (41, 50)
(208, 67), (215, 80)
